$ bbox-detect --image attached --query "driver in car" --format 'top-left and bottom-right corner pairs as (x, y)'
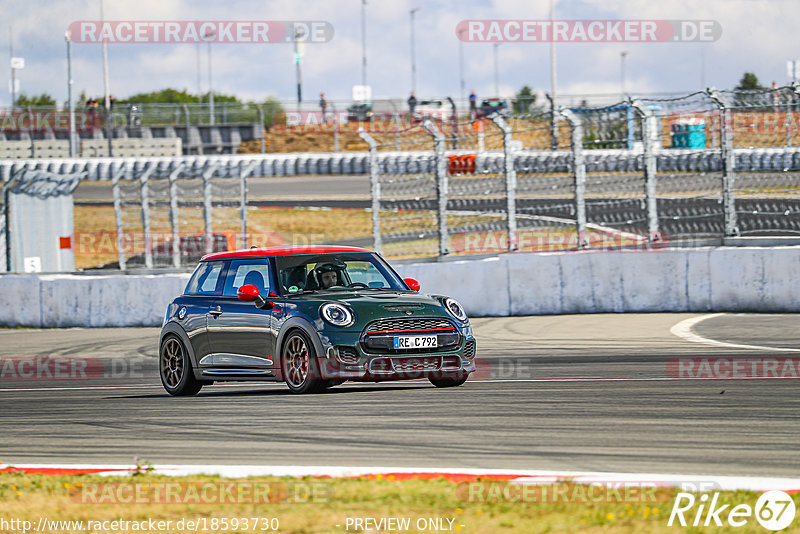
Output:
(316, 263), (343, 289)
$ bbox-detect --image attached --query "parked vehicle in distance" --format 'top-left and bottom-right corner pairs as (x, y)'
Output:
(413, 99), (452, 122)
(346, 102), (373, 122)
(159, 246), (477, 395)
(478, 98), (510, 117)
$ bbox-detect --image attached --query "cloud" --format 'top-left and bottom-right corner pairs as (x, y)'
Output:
(2, 0), (799, 108)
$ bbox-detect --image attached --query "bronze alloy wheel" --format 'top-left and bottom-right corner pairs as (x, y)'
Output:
(160, 335), (203, 396)
(282, 331), (323, 394)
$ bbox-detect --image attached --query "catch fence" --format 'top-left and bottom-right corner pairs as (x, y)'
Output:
(361, 86), (800, 259)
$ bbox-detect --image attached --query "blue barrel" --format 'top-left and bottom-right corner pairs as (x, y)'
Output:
(671, 120), (706, 149)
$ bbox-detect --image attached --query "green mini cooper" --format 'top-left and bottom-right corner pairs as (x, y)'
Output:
(159, 246), (476, 395)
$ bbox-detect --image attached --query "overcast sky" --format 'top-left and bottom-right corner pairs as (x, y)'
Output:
(3, 0), (799, 106)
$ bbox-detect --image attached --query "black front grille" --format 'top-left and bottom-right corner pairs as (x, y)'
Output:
(361, 317), (461, 354)
(463, 340), (476, 359)
(365, 317), (455, 334)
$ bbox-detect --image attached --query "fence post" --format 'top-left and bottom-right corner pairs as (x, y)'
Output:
(111, 164), (128, 270)
(791, 83), (800, 147)
(423, 119), (449, 256)
(546, 93), (558, 150)
(202, 163), (219, 255)
(490, 114), (518, 251)
(168, 163), (185, 268)
(257, 105), (266, 154)
(707, 89), (738, 237)
(2, 166), (27, 272)
(358, 128), (381, 254)
(630, 99), (660, 242)
(139, 163), (156, 269)
(558, 108), (588, 249)
(239, 160), (258, 249)
(447, 96), (458, 149)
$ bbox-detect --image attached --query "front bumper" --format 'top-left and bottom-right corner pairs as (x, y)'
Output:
(316, 329), (477, 381)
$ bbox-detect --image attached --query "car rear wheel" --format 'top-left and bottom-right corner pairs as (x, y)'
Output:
(429, 372), (469, 388)
(160, 335), (203, 396)
(282, 331), (324, 394)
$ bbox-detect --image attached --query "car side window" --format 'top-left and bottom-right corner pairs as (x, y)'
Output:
(222, 259), (271, 297)
(185, 261), (225, 295)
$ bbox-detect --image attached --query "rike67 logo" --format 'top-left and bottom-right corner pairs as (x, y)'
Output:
(668, 491), (796, 530)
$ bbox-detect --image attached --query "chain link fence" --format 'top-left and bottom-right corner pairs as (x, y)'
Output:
(110, 161), (255, 269)
(3, 87), (800, 270)
(359, 85), (800, 260)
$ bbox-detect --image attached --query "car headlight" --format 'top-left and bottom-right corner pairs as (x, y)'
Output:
(320, 303), (355, 327)
(444, 298), (468, 322)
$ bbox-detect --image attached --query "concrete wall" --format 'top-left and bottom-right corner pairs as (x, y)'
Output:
(0, 247), (798, 327)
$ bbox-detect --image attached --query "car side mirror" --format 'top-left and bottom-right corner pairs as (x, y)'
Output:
(237, 284), (259, 302)
(404, 278), (420, 292)
(237, 284), (274, 310)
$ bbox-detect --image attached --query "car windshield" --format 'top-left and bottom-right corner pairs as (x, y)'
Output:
(274, 252), (407, 295)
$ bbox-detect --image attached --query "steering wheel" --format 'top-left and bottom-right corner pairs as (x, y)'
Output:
(347, 282), (369, 288)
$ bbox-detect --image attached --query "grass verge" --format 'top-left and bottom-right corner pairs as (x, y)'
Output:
(1, 472), (797, 533)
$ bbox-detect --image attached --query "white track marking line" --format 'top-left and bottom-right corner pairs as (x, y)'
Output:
(670, 314), (800, 352)
(469, 376), (799, 383)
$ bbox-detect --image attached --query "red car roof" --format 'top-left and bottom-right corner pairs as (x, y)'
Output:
(201, 245), (374, 261)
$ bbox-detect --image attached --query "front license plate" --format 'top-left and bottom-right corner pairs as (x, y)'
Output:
(393, 335), (438, 349)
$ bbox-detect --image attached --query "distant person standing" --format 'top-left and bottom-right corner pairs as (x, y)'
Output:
(469, 90), (477, 118)
(406, 91), (417, 121)
(319, 92), (328, 121)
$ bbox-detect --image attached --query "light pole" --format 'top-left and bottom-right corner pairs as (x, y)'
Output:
(410, 8), (419, 94)
(493, 43), (500, 95)
(65, 32), (76, 157)
(9, 26), (16, 109)
(100, 0), (113, 156)
(361, 0), (367, 88)
(196, 44), (202, 97)
(293, 25), (304, 105)
(204, 30), (215, 125)
(549, 0), (558, 150)
(458, 28), (465, 102)
(620, 50), (628, 97)
(700, 44), (706, 89)
(549, 0), (557, 111)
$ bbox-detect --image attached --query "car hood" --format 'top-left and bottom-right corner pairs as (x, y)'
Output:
(287, 290), (454, 322)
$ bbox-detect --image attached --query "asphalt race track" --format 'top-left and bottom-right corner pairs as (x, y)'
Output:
(1, 313), (798, 477)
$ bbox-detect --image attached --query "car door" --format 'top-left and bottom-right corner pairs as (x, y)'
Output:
(206, 258), (277, 373)
(180, 260), (227, 368)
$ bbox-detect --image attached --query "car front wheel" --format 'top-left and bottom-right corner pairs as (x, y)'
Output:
(282, 331), (324, 394)
(160, 335), (203, 396)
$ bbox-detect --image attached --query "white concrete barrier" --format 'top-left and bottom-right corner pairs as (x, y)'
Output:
(0, 273), (190, 328)
(0, 247), (799, 327)
(401, 246), (800, 317)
